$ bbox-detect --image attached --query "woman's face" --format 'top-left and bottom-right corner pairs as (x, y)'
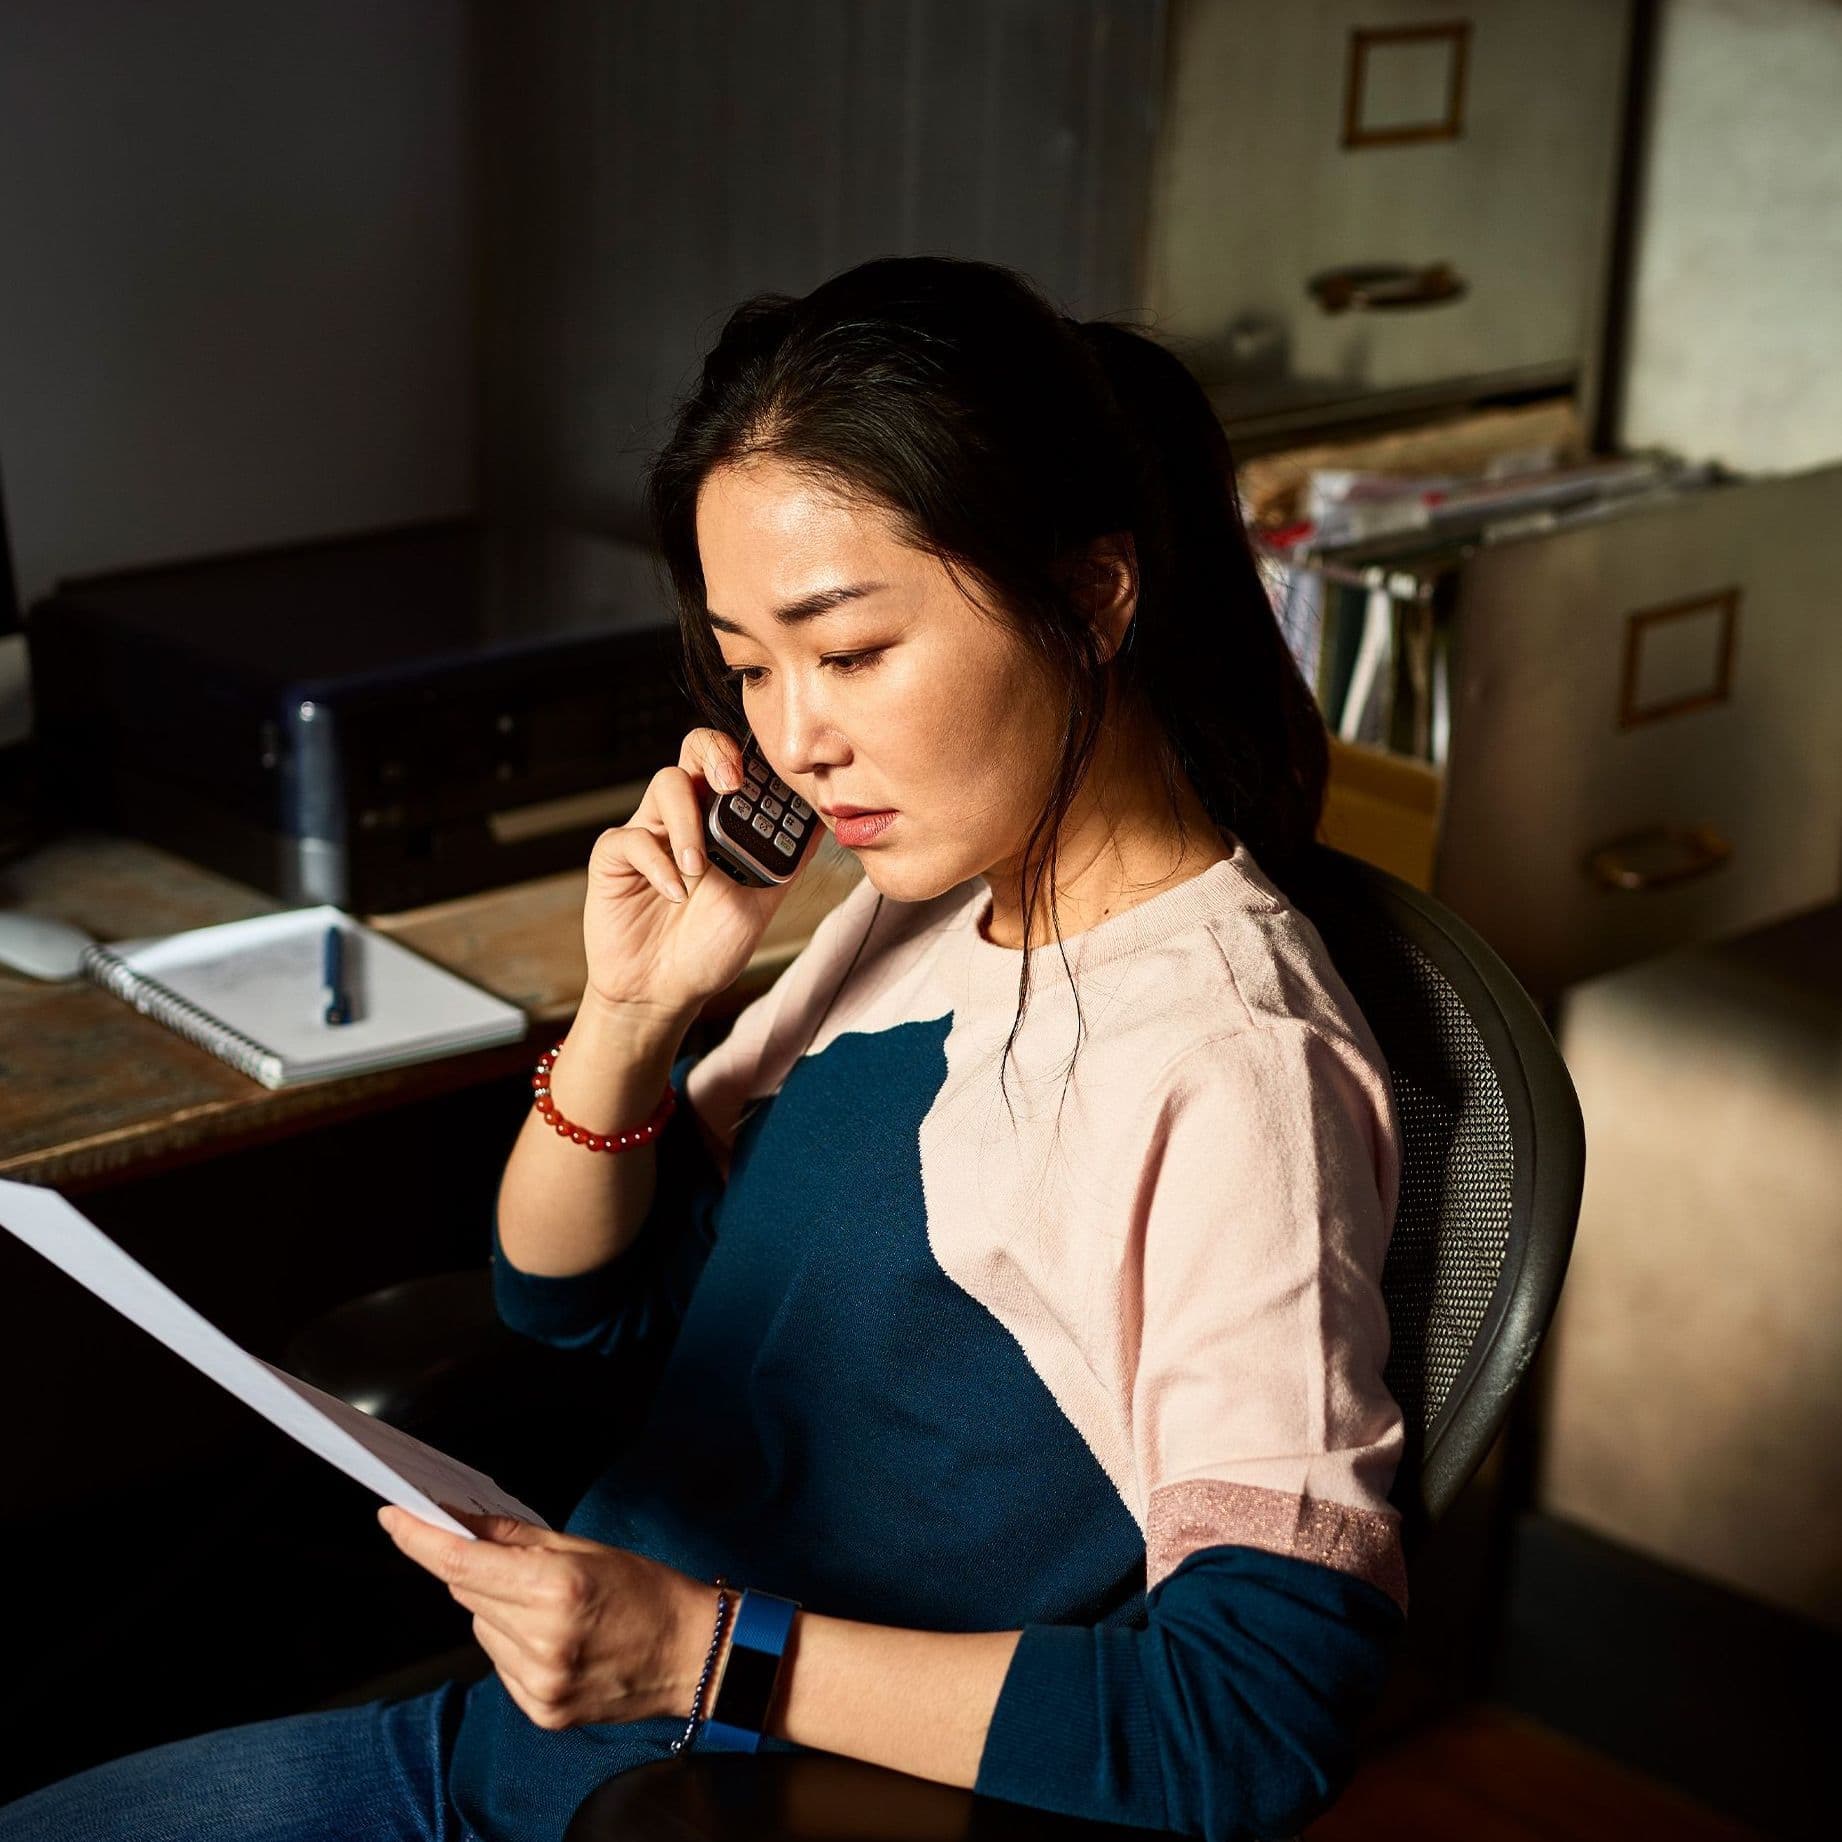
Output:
(695, 458), (1063, 903)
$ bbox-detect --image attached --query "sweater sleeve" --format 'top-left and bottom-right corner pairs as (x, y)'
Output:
(977, 1546), (1404, 1840)
(491, 870), (887, 1363)
(974, 1020), (1410, 1841)
(490, 1048), (725, 1363)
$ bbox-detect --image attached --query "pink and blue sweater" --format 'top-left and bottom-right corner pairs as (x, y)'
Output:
(451, 839), (1409, 1842)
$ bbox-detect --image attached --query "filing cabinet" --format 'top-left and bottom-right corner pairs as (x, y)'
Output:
(1151, 0), (1634, 440)
(1253, 421), (1842, 997)
(1155, 0), (1839, 996)
(1433, 462), (1842, 993)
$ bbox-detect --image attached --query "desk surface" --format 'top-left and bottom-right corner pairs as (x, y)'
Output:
(0, 832), (863, 1192)
(1, 743), (1424, 1192)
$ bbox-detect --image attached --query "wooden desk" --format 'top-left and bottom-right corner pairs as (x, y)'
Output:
(0, 831), (863, 1192)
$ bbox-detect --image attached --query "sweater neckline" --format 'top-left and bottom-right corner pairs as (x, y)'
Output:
(946, 836), (1284, 1011)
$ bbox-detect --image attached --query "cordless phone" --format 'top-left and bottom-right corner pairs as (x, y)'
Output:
(702, 733), (819, 887)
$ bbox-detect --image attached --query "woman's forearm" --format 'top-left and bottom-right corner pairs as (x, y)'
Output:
(730, 1606), (1023, 1789)
(495, 992), (700, 1277)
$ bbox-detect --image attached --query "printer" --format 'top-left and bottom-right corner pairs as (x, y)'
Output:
(27, 521), (700, 913)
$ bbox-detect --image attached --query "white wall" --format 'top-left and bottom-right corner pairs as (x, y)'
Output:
(0, 0), (476, 614)
(1617, 0), (1842, 469)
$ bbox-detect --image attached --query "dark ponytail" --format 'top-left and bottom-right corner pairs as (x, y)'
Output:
(646, 257), (1327, 1099)
(1070, 317), (1328, 899)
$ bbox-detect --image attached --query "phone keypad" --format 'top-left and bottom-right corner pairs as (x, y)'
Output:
(710, 748), (815, 879)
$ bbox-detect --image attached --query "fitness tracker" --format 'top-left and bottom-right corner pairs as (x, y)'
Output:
(698, 1588), (801, 1752)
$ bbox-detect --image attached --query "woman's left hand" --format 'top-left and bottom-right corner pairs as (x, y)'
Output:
(378, 1505), (716, 1732)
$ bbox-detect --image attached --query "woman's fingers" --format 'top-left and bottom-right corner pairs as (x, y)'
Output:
(611, 725), (740, 891)
(445, 1509), (553, 1546)
(468, 1609), (571, 1730)
(586, 728), (746, 908)
(649, 767), (709, 886)
(679, 727), (744, 794)
(623, 823), (689, 904)
(654, 729), (745, 887)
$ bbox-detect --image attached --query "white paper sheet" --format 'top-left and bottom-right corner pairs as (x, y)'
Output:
(0, 1179), (550, 1538)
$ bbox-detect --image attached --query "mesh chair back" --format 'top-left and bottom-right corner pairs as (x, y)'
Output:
(1292, 846), (1585, 1542)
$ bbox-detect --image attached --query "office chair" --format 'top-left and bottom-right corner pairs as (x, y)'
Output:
(290, 841), (1586, 1842)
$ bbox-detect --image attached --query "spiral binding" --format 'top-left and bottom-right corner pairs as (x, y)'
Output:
(80, 943), (286, 1088)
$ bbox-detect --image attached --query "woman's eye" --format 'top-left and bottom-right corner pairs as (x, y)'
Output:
(823, 648), (884, 675)
(724, 649), (882, 689)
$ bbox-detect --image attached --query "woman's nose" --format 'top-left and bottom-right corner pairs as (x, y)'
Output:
(760, 687), (849, 779)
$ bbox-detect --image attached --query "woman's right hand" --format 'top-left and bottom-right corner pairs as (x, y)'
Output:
(580, 727), (812, 1021)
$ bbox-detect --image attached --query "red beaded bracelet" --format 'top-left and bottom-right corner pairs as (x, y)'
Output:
(531, 1041), (677, 1152)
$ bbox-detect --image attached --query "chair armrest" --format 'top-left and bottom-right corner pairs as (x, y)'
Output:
(565, 1754), (1184, 1841)
(285, 1267), (527, 1428)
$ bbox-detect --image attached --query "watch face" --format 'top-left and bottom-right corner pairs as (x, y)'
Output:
(705, 747), (817, 886)
(707, 1589), (799, 1739)
(709, 1634), (783, 1727)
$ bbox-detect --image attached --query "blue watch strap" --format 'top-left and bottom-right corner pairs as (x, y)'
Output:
(698, 1589), (800, 1752)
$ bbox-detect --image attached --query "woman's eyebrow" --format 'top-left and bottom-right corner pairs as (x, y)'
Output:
(706, 580), (888, 637)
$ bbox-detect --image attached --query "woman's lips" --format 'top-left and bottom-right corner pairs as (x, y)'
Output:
(832, 810), (897, 848)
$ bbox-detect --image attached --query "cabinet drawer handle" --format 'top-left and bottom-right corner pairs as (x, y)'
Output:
(1587, 823), (1734, 892)
(1308, 262), (1467, 313)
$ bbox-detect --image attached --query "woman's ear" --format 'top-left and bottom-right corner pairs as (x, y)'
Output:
(1063, 533), (1138, 663)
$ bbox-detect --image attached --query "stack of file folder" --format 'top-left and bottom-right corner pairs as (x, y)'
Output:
(1254, 449), (1726, 766)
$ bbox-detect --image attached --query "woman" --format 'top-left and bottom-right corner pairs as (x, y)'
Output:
(1, 255), (1406, 1842)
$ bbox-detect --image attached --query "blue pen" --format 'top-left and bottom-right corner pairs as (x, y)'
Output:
(321, 923), (353, 1026)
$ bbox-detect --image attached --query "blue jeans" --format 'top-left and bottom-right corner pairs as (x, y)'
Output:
(0, 1681), (478, 1842)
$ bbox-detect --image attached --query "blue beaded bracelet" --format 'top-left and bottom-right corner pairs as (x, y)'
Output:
(669, 1578), (731, 1757)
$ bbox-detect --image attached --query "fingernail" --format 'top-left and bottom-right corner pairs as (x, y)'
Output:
(679, 846), (704, 876)
(666, 879), (687, 903)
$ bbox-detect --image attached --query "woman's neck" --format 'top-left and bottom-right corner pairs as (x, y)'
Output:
(978, 708), (1229, 951)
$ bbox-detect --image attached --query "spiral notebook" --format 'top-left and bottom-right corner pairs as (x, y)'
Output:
(81, 904), (528, 1089)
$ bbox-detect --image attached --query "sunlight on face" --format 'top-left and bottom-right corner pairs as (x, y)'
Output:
(695, 458), (1063, 902)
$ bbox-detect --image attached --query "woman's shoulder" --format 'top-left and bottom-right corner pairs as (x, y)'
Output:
(1083, 851), (1397, 1176)
(1086, 847), (1382, 1068)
